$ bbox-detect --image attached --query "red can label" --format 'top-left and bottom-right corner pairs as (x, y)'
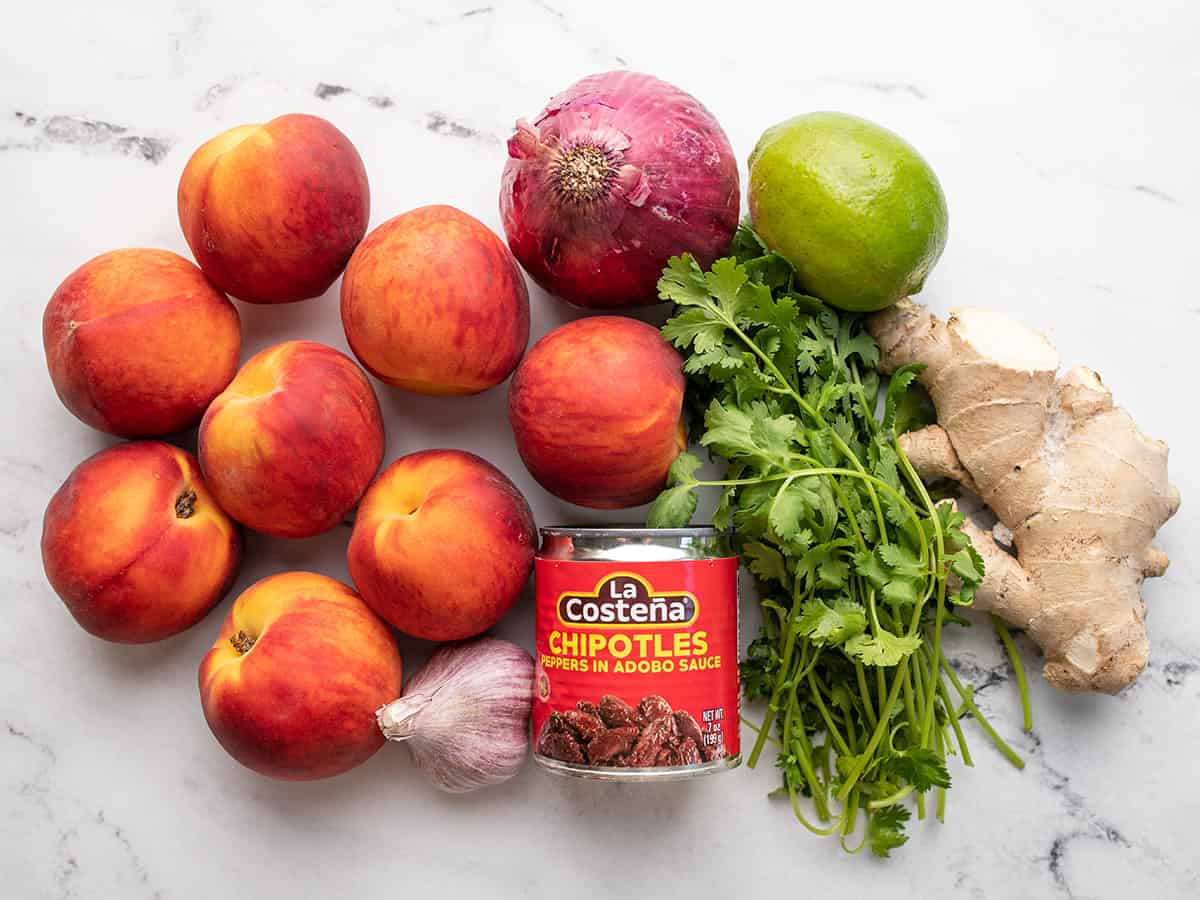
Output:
(532, 557), (740, 770)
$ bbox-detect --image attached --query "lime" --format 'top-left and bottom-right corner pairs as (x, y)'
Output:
(747, 112), (948, 312)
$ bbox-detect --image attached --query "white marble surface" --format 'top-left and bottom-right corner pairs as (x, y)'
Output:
(3, 1), (1198, 896)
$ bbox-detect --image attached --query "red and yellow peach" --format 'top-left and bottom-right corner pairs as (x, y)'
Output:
(41, 441), (241, 643)
(178, 113), (369, 304)
(42, 248), (241, 437)
(508, 316), (687, 508)
(198, 340), (384, 538)
(340, 205), (529, 395)
(198, 572), (403, 780)
(347, 449), (536, 640)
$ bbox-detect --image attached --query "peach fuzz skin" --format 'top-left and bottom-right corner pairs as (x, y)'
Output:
(178, 114), (369, 304)
(41, 442), (241, 643)
(43, 248), (241, 437)
(340, 205), (530, 395)
(199, 572), (402, 781)
(507, 317), (687, 508)
(198, 341), (384, 539)
(348, 449), (536, 641)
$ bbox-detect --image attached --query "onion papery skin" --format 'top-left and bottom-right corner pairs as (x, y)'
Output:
(500, 71), (740, 309)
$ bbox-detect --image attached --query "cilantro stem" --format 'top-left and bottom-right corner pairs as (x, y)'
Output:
(740, 716), (782, 749)
(868, 784), (915, 810)
(829, 477), (868, 551)
(784, 687), (831, 823)
(894, 442), (947, 747)
(855, 663), (877, 729)
(992, 615), (1033, 732)
(910, 630), (928, 723)
(935, 726), (948, 823)
(748, 578), (811, 769)
(935, 667), (974, 766)
(847, 361), (881, 438)
(835, 659), (910, 802)
(935, 649), (1025, 770)
(901, 663), (919, 744)
(840, 792), (870, 854)
(806, 672), (852, 757)
(909, 652), (930, 823)
(864, 587), (884, 637)
(787, 788), (841, 836)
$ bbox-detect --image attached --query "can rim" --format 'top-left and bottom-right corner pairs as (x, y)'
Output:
(539, 525), (721, 538)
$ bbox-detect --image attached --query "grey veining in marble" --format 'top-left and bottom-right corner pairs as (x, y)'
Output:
(2, 1), (1197, 897)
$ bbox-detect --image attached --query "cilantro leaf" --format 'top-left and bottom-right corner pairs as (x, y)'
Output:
(795, 599), (867, 646)
(661, 308), (729, 354)
(701, 400), (796, 469)
(729, 221), (769, 261)
(712, 485), (736, 531)
(894, 380), (937, 436)
(744, 541), (789, 585)
(666, 452), (703, 485)
(769, 477), (837, 546)
(646, 484), (697, 528)
(949, 546), (984, 584)
(879, 542), (925, 578)
(741, 634), (782, 701)
(657, 254), (713, 308)
(794, 542), (852, 590)
(868, 805), (911, 858)
(837, 317), (881, 370)
(880, 748), (952, 792)
(883, 363), (927, 432)
(705, 257), (753, 322)
(844, 630), (922, 666)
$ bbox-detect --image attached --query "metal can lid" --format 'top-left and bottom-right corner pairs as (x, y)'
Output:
(539, 525), (720, 539)
(538, 525), (731, 561)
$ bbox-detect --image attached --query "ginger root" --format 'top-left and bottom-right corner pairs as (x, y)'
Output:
(867, 301), (1180, 693)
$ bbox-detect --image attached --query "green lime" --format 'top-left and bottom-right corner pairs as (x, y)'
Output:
(748, 112), (948, 312)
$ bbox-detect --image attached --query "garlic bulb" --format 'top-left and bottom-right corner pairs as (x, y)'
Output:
(376, 637), (533, 793)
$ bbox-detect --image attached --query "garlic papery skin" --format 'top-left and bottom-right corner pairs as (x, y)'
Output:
(375, 637), (534, 793)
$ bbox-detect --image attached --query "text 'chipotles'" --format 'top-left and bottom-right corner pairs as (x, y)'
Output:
(532, 527), (741, 780)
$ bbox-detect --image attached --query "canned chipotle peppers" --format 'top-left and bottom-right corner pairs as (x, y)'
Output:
(533, 527), (741, 779)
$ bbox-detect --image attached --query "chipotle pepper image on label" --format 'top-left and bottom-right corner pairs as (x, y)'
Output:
(532, 527), (740, 780)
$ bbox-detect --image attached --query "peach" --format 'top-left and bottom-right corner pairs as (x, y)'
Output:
(199, 572), (403, 780)
(43, 248), (241, 437)
(41, 442), (241, 643)
(198, 341), (384, 538)
(340, 205), (529, 395)
(508, 316), (687, 508)
(178, 113), (369, 304)
(347, 449), (535, 640)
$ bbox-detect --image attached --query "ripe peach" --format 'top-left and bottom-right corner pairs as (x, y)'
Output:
(198, 341), (384, 538)
(508, 317), (686, 508)
(41, 442), (241, 643)
(177, 113), (369, 304)
(340, 205), (529, 395)
(43, 248), (241, 437)
(347, 449), (535, 641)
(199, 572), (403, 781)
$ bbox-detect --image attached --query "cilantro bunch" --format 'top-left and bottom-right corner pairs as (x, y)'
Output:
(648, 227), (1027, 856)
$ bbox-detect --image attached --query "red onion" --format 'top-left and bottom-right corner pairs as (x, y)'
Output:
(500, 71), (740, 309)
